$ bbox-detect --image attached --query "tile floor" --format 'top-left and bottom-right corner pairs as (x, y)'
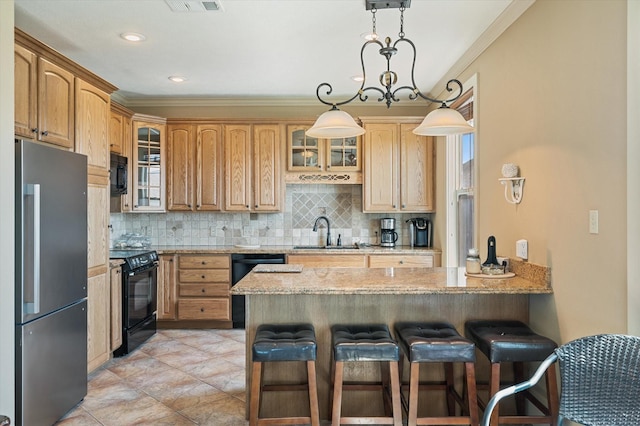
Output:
(57, 329), (249, 425)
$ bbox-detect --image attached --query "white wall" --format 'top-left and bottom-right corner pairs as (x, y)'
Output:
(0, 0), (16, 421)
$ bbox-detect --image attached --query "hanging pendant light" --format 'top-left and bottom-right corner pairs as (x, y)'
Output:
(306, 106), (365, 138)
(413, 103), (474, 136)
(308, 0), (473, 138)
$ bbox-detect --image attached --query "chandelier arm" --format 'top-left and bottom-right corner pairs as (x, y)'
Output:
(391, 85), (420, 101)
(314, 82), (362, 108)
(414, 78), (465, 105)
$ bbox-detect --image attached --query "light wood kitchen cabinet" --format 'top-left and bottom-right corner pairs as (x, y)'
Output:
(14, 43), (75, 148)
(362, 119), (435, 213)
(287, 254), (367, 268)
(109, 103), (133, 156)
(288, 252), (440, 268)
(368, 254), (438, 268)
(158, 254), (177, 320)
(14, 44), (37, 139)
(287, 124), (361, 172)
(110, 103), (134, 212)
(76, 78), (110, 173)
(224, 124), (282, 212)
(177, 254), (231, 321)
(109, 264), (123, 352)
(132, 115), (167, 212)
(167, 123), (223, 211)
(87, 272), (110, 373)
(87, 175), (109, 274)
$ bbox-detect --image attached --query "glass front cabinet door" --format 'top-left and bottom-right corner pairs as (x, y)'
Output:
(287, 124), (360, 172)
(132, 120), (166, 211)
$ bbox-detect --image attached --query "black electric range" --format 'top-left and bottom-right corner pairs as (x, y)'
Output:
(109, 249), (159, 356)
(110, 249), (158, 273)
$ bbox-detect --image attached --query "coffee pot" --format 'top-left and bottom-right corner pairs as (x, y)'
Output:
(380, 218), (398, 248)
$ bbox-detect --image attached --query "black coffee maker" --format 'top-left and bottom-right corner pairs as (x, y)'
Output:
(406, 218), (432, 247)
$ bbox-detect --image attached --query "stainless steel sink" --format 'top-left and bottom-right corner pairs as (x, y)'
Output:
(293, 245), (359, 250)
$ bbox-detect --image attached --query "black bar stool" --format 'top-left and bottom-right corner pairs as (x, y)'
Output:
(395, 321), (479, 426)
(250, 323), (320, 426)
(465, 319), (559, 426)
(330, 324), (403, 426)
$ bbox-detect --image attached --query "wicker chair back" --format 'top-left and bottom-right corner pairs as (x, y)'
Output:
(556, 334), (640, 425)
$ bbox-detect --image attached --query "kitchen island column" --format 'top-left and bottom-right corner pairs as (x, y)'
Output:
(232, 266), (552, 420)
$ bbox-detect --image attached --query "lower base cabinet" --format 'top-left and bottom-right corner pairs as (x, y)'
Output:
(287, 253), (440, 268)
(109, 265), (122, 351)
(157, 254), (231, 326)
(158, 254), (177, 320)
(87, 272), (110, 373)
(177, 255), (230, 321)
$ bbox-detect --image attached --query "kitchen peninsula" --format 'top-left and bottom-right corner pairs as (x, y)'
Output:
(232, 265), (552, 419)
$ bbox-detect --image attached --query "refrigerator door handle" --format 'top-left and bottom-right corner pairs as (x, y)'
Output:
(24, 183), (41, 315)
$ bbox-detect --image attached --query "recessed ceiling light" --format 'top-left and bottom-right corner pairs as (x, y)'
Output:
(168, 76), (187, 83)
(120, 32), (146, 42)
(360, 31), (378, 41)
(351, 75), (364, 82)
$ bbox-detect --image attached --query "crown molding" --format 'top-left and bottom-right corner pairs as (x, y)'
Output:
(115, 95), (323, 108)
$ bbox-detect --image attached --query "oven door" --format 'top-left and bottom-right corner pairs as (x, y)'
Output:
(125, 265), (158, 329)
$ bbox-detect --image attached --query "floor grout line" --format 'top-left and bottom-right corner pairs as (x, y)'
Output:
(57, 329), (249, 426)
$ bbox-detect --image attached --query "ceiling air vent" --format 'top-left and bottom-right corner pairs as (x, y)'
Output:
(165, 0), (223, 12)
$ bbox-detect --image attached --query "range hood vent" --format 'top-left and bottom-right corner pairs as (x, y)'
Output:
(165, 0), (223, 12)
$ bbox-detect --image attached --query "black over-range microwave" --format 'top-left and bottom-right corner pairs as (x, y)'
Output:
(110, 153), (128, 196)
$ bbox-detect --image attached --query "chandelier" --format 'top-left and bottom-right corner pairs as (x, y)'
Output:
(307, 0), (474, 138)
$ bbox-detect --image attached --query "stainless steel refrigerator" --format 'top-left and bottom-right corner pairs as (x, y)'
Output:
(15, 140), (88, 426)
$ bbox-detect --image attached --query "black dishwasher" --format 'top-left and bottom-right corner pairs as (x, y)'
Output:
(231, 253), (286, 328)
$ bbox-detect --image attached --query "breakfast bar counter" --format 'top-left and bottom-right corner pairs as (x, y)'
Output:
(232, 266), (552, 420)
(231, 266), (552, 295)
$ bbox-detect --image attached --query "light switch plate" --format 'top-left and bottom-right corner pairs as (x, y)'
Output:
(589, 210), (599, 234)
(516, 239), (528, 259)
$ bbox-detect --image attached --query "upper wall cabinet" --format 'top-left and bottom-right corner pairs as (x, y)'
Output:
(14, 29), (118, 151)
(15, 44), (75, 149)
(132, 116), (167, 212)
(285, 124), (362, 184)
(224, 124), (282, 212)
(362, 119), (435, 213)
(167, 123), (223, 212)
(110, 103), (134, 212)
(75, 79), (110, 173)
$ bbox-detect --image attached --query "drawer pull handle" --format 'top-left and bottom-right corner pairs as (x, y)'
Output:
(200, 308), (205, 312)
(201, 261), (206, 265)
(399, 260), (404, 264)
(201, 275), (205, 279)
(201, 288), (205, 293)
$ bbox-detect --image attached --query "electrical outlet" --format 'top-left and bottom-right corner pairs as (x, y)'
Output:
(516, 239), (528, 259)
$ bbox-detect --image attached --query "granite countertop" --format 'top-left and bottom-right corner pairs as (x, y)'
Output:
(231, 267), (553, 295)
(153, 245), (441, 255)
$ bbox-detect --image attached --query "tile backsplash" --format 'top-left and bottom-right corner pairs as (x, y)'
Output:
(109, 184), (433, 248)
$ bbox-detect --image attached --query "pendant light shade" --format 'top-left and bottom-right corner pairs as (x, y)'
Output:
(306, 108), (366, 138)
(413, 105), (474, 136)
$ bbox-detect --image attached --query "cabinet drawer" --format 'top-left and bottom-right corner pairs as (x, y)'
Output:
(178, 299), (230, 320)
(368, 255), (434, 268)
(287, 254), (367, 268)
(179, 269), (229, 283)
(179, 255), (229, 269)
(179, 283), (229, 297)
